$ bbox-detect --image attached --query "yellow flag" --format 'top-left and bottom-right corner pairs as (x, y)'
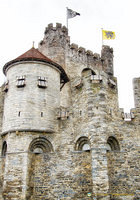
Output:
(102, 30), (115, 40)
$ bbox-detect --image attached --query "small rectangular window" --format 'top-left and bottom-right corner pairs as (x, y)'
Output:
(38, 76), (47, 88)
(16, 76), (26, 87)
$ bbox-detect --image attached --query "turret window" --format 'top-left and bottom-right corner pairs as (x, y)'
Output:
(16, 76), (26, 87)
(38, 76), (47, 88)
(2, 141), (7, 157)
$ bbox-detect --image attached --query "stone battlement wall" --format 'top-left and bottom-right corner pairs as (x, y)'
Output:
(39, 23), (113, 77)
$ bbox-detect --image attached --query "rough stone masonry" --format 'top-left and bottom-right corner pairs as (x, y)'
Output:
(0, 23), (139, 200)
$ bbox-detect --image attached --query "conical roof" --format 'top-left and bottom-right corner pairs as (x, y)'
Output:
(3, 47), (69, 83)
(15, 47), (53, 62)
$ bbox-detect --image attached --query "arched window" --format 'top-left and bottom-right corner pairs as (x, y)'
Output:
(107, 136), (120, 151)
(75, 136), (91, 151)
(81, 68), (96, 77)
(29, 137), (53, 154)
(2, 141), (7, 157)
(82, 143), (91, 151)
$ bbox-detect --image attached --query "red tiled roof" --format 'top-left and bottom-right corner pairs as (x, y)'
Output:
(15, 47), (53, 62)
(3, 47), (69, 83)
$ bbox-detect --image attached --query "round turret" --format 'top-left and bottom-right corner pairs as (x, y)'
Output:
(2, 47), (69, 134)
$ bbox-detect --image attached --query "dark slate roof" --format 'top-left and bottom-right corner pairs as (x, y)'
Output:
(3, 47), (69, 83)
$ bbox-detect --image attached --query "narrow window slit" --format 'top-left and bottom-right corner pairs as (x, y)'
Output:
(41, 112), (43, 117)
(18, 111), (21, 117)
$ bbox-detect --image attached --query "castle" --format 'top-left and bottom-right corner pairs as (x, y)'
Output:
(0, 23), (139, 200)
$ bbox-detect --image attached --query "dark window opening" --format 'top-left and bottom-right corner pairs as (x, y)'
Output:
(18, 111), (21, 117)
(38, 76), (47, 88)
(16, 76), (26, 87)
(107, 136), (120, 152)
(2, 141), (7, 157)
(75, 136), (91, 152)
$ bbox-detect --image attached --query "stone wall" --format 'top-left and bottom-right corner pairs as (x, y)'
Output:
(107, 151), (139, 200)
(27, 151), (92, 200)
(106, 117), (140, 200)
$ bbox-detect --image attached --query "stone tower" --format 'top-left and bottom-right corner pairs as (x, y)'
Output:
(0, 23), (139, 200)
(1, 47), (68, 199)
(39, 23), (69, 69)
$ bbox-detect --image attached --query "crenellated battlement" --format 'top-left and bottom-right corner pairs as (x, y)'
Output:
(44, 23), (68, 35)
(67, 42), (102, 73)
(39, 23), (112, 75)
(68, 45), (102, 74)
(69, 43), (100, 60)
(40, 23), (69, 47)
(39, 23), (69, 68)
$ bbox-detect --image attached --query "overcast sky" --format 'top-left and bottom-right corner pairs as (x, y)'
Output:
(0, 0), (140, 111)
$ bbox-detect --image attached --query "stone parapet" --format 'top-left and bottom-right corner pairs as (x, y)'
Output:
(39, 23), (113, 77)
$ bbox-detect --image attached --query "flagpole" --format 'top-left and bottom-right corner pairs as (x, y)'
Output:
(101, 28), (103, 77)
(66, 7), (68, 30)
(101, 28), (103, 47)
(66, 7), (80, 31)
